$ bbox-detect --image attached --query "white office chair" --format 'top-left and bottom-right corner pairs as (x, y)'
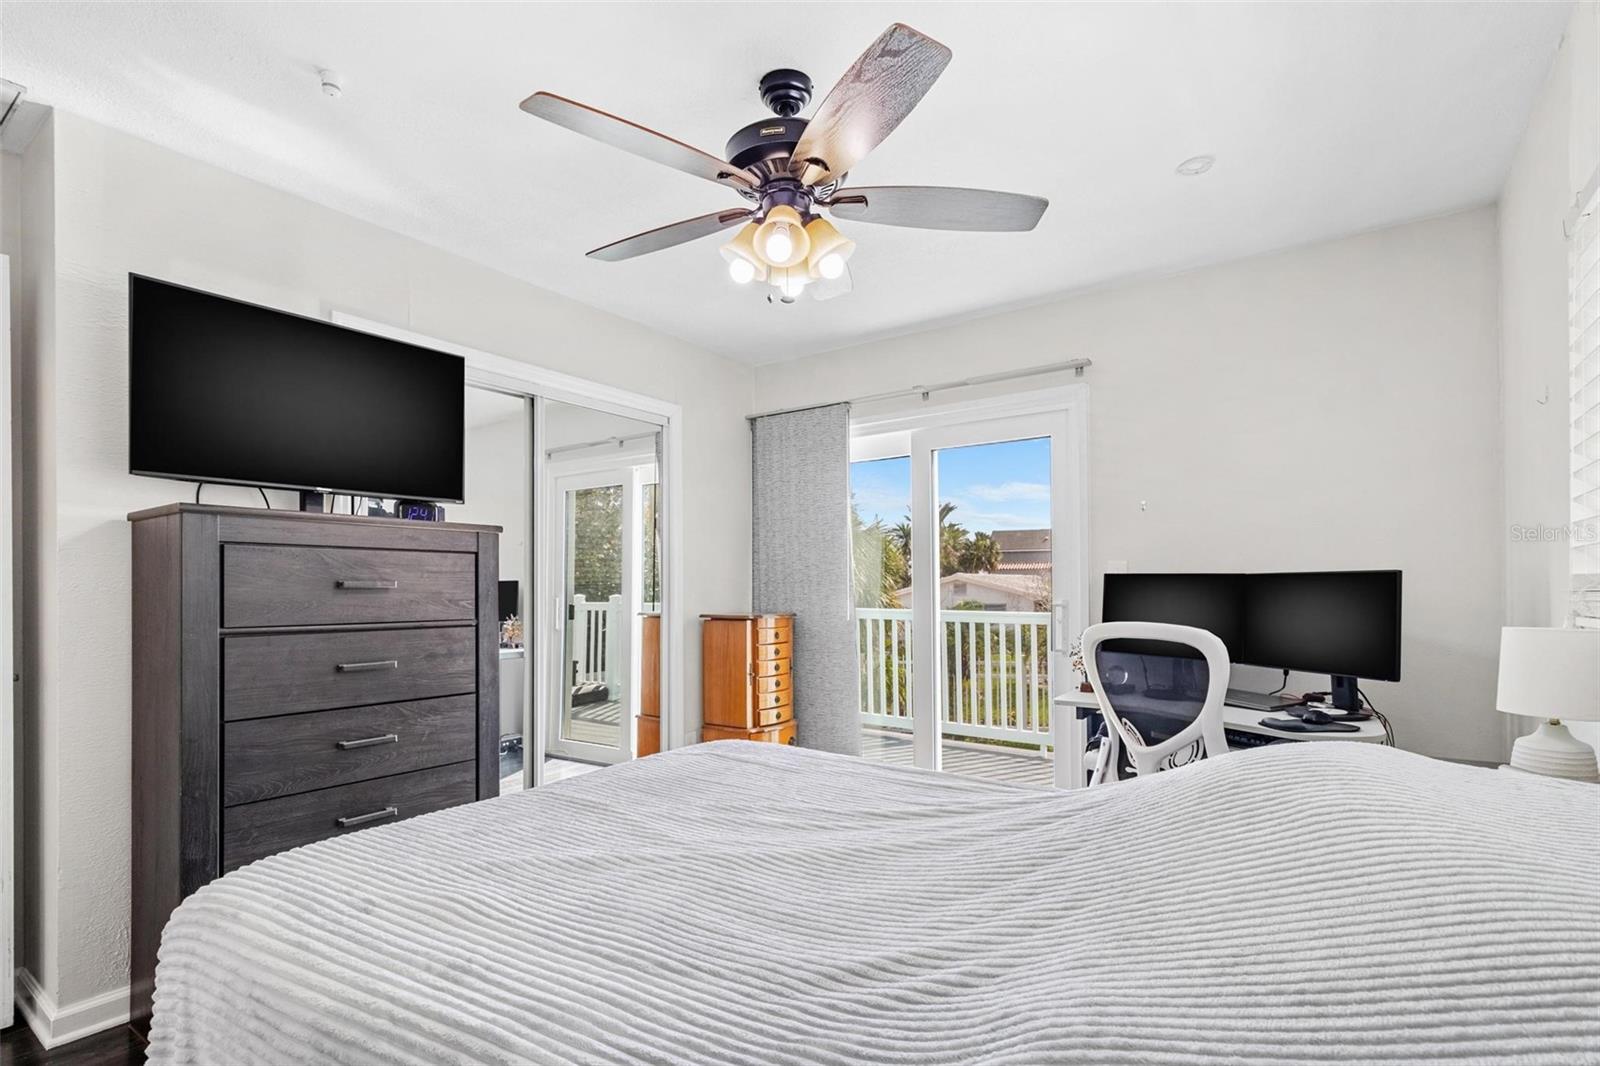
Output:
(1081, 621), (1231, 785)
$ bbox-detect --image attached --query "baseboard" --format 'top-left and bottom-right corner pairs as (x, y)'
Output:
(13, 968), (130, 1049)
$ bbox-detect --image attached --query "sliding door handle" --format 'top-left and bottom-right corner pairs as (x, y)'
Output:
(1049, 602), (1070, 653)
(336, 659), (399, 673)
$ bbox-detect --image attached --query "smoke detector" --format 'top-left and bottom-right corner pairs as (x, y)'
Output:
(317, 69), (342, 99)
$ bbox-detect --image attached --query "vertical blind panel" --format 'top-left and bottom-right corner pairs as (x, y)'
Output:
(1572, 181), (1600, 623)
(751, 404), (861, 755)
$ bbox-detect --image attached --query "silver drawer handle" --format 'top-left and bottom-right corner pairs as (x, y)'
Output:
(336, 659), (399, 673)
(336, 733), (399, 750)
(336, 579), (399, 590)
(336, 806), (398, 828)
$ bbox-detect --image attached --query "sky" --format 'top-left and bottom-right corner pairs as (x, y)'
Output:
(850, 436), (1051, 533)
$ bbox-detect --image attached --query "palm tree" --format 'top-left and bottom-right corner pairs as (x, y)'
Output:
(958, 531), (1001, 574)
(850, 502), (908, 608)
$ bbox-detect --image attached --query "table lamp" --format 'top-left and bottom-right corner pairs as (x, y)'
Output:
(1496, 627), (1600, 781)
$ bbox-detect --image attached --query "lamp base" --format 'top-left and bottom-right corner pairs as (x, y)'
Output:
(1508, 719), (1600, 782)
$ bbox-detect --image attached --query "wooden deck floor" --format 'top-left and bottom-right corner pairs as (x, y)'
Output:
(860, 727), (1054, 788)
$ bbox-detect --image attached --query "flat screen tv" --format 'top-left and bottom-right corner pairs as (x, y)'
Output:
(129, 274), (465, 502)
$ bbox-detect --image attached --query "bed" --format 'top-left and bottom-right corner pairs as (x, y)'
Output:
(146, 741), (1600, 1065)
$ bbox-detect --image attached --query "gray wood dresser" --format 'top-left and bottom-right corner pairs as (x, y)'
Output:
(128, 503), (500, 1036)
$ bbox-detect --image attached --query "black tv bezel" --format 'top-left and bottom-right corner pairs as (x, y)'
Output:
(1101, 569), (1403, 682)
(127, 274), (467, 504)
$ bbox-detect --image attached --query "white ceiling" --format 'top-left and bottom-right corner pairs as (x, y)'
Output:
(0, 1), (1572, 364)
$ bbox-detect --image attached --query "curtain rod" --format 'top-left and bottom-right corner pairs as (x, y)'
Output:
(546, 430), (659, 457)
(746, 358), (1092, 422)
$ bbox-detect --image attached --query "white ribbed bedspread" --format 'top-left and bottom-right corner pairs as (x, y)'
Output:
(147, 741), (1600, 1065)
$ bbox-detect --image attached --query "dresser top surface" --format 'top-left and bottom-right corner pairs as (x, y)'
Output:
(701, 613), (794, 622)
(127, 502), (502, 534)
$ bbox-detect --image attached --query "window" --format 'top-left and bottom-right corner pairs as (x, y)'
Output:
(1572, 174), (1600, 626)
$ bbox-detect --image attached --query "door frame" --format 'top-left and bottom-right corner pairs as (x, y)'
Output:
(851, 386), (1089, 772)
(330, 312), (686, 787)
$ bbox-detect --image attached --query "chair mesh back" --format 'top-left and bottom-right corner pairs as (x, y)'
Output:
(1094, 641), (1212, 770)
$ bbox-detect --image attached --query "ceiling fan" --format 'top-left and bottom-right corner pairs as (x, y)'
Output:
(519, 23), (1049, 304)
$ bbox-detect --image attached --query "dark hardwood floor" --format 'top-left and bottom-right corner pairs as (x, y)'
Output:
(0, 1024), (144, 1066)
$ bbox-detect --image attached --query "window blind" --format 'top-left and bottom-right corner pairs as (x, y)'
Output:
(1572, 176), (1600, 626)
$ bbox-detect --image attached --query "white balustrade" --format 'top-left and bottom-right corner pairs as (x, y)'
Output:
(856, 608), (1054, 750)
(571, 594), (624, 689)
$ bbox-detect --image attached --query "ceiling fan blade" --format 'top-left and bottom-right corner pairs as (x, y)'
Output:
(586, 208), (754, 262)
(826, 186), (1048, 232)
(788, 24), (952, 187)
(812, 262), (853, 302)
(521, 92), (757, 193)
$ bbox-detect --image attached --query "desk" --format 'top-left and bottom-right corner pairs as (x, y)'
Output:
(1052, 692), (1387, 789)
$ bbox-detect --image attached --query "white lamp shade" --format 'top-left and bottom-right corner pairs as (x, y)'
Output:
(1495, 627), (1600, 722)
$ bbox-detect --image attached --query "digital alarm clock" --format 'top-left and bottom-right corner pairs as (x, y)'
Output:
(395, 500), (447, 522)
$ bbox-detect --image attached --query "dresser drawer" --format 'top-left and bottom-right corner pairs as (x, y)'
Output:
(701, 720), (797, 745)
(755, 689), (791, 712)
(223, 626), (477, 721)
(753, 642), (787, 662)
(222, 761), (476, 872)
(755, 621), (792, 646)
(222, 544), (476, 628)
(222, 695), (477, 805)
(754, 702), (793, 727)
(753, 658), (789, 679)
(756, 673), (790, 696)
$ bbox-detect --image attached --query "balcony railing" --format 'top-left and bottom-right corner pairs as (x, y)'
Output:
(571, 593), (621, 687)
(856, 608), (1054, 750)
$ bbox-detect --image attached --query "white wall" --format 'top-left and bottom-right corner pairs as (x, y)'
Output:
(1498, 1), (1600, 749)
(455, 406), (531, 592)
(758, 208), (1505, 765)
(16, 110), (753, 1022)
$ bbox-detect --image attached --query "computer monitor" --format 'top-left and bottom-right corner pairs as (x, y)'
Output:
(1099, 573), (1246, 660)
(1241, 571), (1402, 706)
(498, 580), (520, 623)
(1101, 569), (1402, 709)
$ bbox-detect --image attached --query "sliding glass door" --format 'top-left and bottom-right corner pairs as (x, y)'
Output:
(851, 404), (1084, 784)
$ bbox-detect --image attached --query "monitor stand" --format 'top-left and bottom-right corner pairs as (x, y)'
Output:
(1329, 674), (1360, 711)
(298, 491), (327, 513)
(1225, 687), (1298, 712)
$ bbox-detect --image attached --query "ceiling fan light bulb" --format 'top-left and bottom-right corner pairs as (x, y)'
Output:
(720, 223), (767, 282)
(804, 217), (856, 279)
(766, 225), (794, 263)
(771, 266), (810, 300)
(753, 205), (810, 268)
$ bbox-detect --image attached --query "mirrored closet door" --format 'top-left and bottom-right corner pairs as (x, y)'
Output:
(540, 399), (663, 771)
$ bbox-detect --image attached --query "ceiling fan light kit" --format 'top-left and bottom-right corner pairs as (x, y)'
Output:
(519, 23), (1049, 304)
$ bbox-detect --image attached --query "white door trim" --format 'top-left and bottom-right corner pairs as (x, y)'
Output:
(329, 312), (687, 775)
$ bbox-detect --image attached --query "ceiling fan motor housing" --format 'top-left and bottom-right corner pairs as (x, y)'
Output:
(726, 115), (808, 174)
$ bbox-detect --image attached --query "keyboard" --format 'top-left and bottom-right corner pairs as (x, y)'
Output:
(1224, 728), (1287, 750)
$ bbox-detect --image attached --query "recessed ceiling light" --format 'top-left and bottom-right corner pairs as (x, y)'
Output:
(1176, 155), (1215, 177)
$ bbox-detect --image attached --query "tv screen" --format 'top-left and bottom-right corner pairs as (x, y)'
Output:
(129, 275), (465, 502)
